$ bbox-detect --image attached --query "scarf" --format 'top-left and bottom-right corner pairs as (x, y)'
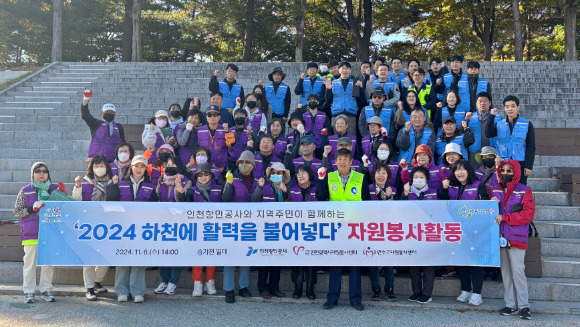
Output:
(410, 183), (429, 198)
(170, 117), (184, 131)
(163, 174), (179, 186)
(114, 159), (131, 179)
(161, 126), (173, 139)
(32, 179), (51, 200)
(196, 181), (212, 201)
(91, 175), (111, 201)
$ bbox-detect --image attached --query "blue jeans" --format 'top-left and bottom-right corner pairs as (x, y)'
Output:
(327, 266), (361, 303)
(159, 267), (181, 284)
(115, 266), (146, 296)
(369, 266), (395, 293)
(223, 266), (250, 291)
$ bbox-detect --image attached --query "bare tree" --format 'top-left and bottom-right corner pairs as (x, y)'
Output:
(131, 0), (141, 62)
(243, 0), (254, 62)
(295, 0), (306, 62)
(512, 0), (523, 61)
(51, 0), (62, 62)
(564, 0), (577, 61)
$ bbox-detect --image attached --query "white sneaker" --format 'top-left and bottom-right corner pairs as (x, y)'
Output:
(456, 291), (471, 303)
(164, 282), (176, 295)
(154, 282), (167, 294)
(42, 291), (55, 302)
(204, 279), (217, 295)
(192, 281), (203, 297)
(24, 293), (34, 304)
(468, 293), (483, 306)
(117, 294), (128, 302)
(134, 295), (144, 303)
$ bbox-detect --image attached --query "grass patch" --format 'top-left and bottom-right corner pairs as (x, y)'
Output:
(0, 67), (43, 91)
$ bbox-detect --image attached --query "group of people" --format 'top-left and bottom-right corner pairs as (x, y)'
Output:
(14, 56), (535, 320)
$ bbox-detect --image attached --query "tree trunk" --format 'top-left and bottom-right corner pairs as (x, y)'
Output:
(512, 0), (523, 61)
(565, 0), (577, 61)
(122, 0), (133, 61)
(295, 0), (306, 62)
(51, 0), (62, 62)
(243, 0), (254, 62)
(131, 0), (141, 62)
(344, 0), (371, 61)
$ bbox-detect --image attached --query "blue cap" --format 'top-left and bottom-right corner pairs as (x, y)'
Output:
(300, 134), (315, 144)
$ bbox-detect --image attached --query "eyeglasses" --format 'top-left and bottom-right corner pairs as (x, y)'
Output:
(207, 112), (220, 118)
(33, 169), (48, 174)
(500, 169), (513, 174)
(197, 173), (211, 177)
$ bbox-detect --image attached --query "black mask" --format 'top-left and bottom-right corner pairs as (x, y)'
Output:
(254, 93), (263, 101)
(103, 113), (115, 122)
(247, 101), (257, 109)
(308, 101), (318, 109)
(165, 167), (179, 176)
(482, 158), (496, 169)
(500, 174), (514, 184)
(192, 105), (199, 110)
(234, 117), (246, 126)
(159, 152), (171, 162)
(170, 111), (181, 118)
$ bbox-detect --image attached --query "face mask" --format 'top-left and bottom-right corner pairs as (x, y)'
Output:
(159, 152), (171, 162)
(482, 158), (496, 169)
(500, 174), (514, 184)
(254, 94), (263, 101)
(170, 111), (181, 118)
(377, 150), (390, 161)
(93, 167), (107, 178)
(234, 117), (246, 126)
(270, 174), (283, 184)
(165, 167), (179, 176)
(413, 178), (427, 189)
(308, 101), (318, 109)
(320, 65), (328, 73)
(156, 118), (167, 128)
(103, 113), (115, 122)
(196, 156), (208, 165)
(247, 101), (257, 109)
(118, 152), (130, 162)
(239, 164), (252, 175)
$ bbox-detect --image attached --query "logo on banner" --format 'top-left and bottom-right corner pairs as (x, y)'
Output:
(293, 246), (305, 255)
(458, 205), (494, 219)
(363, 247), (376, 257)
(246, 247), (258, 256)
(42, 206), (62, 222)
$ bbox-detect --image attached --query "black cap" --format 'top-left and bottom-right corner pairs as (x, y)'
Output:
(268, 67), (286, 82)
(370, 86), (386, 97)
(288, 110), (305, 126)
(443, 116), (457, 124)
(320, 58), (330, 64)
(206, 105), (221, 113)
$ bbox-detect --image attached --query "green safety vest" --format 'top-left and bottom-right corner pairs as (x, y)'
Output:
(327, 170), (364, 201)
(408, 84), (431, 106)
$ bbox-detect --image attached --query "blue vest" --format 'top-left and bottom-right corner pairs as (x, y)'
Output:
(496, 117), (529, 161)
(219, 80), (242, 109)
(435, 134), (468, 165)
(368, 79), (395, 104)
(443, 72), (469, 112)
(476, 78), (489, 94)
(331, 79), (357, 116)
(468, 112), (501, 152)
(364, 105), (393, 134)
(425, 74), (444, 101)
(403, 107), (427, 124)
(399, 128), (433, 162)
(265, 82), (289, 116)
(387, 71), (405, 84)
(299, 77), (324, 106)
(438, 106), (467, 136)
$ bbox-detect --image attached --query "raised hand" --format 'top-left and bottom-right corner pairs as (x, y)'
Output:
(386, 187), (393, 198)
(356, 80), (363, 88)
(33, 201), (45, 212)
(461, 120), (468, 129)
(75, 176), (82, 188)
(214, 70), (221, 77)
(321, 127), (328, 135)
(317, 167), (327, 180)
(399, 158), (408, 169)
(380, 126), (388, 137)
(464, 112), (473, 121)
(112, 175), (119, 184)
(279, 182), (287, 192)
(403, 183), (410, 196)
(361, 155), (370, 167)
(323, 145), (332, 157)
(490, 108), (498, 116)
(442, 179), (450, 189)
(301, 73), (306, 79)
(405, 121), (411, 132)
(258, 177), (265, 187)
(226, 171), (234, 184)
(247, 139), (254, 148)
(222, 123), (229, 131)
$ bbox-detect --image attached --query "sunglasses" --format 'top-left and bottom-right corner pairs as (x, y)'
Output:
(371, 96), (384, 99)
(207, 112), (220, 118)
(500, 169), (513, 174)
(34, 169), (48, 174)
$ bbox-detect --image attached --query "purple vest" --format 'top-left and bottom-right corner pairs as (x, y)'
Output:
(328, 134), (357, 161)
(188, 180), (223, 202)
(191, 165), (221, 181)
(447, 181), (481, 200)
(228, 127), (250, 162)
(289, 185), (317, 202)
(293, 157), (322, 172)
(254, 154), (281, 179)
(150, 167), (162, 186)
(80, 180), (111, 201)
(361, 134), (384, 158)
(492, 183), (530, 243)
(20, 183), (59, 241)
(302, 111), (327, 147)
(475, 168), (498, 188)
(197, 125), (228, 168)
(261, 182), (285, 202)
(273, 135), (288, 158)
(368, 160), (399, 190)
(405, 164), (442, 191)
(88, 122), (123, 162)
(332, 159), (362, 173)
(175, 124), (197, 165)
(118, 180), (155, 202)
(440, 164), (451, 179)
(407, 188), (438, 200)
(157, 176), (190, 202)
(232, 176), (259, 202)
(247, 110), (265, 132)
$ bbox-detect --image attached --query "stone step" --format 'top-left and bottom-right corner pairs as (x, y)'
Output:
(530, 166), (553, 179)
(535, 206), (580, 222)
(542, 257), (580, 278)
(0, 262), (578, 302)
(533, 192), (572, 206)
(535, 221), (580, 239)
(542, 238), (580, 257)
(0, 170), (86, 183)
(0, 182), (75, 195)
(527, 178), (561, 192)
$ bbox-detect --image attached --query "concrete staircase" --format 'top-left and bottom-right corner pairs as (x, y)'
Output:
(0, 62), (579, 302)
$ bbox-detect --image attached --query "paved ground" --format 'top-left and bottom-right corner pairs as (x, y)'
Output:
(0, 293), (578, 327)
(0, 70), (30, 85)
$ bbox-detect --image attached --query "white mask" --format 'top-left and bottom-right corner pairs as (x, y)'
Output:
(377, 150), (390, 161)
(156, 118), (167, 128)
(320, 65), (328, 73)
(118, 152), (130, 162)
(196, 156), (208, 165)
(413, 178), (427, 189)
(93, 167), (107, 178)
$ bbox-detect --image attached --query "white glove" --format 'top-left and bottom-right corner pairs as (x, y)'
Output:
(186, 123), (194, 131)
(380, 127), (388, 137)
(33, 201), (45, 212)
(317, 167), (327, 180)
(399, 158), (408, 169)
(260, 126), (267, 133)
(361, 155), (370, 167)
(296, 124), (305, 135)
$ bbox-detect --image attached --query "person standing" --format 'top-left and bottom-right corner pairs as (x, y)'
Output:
(397, 109), (436, 163)
(324, 62), (362, 136)
(266, 67), (291, 123)
(443, 55), (470, 113)
(209, 63), (245, 112)
(466, 92), (501, 166)
(197, 106), (235, 173)
(82, 91), (125, 163)
(466, 61), (491, 113)
(295, 62), (325, 108)
(359, 86), (396, 139)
